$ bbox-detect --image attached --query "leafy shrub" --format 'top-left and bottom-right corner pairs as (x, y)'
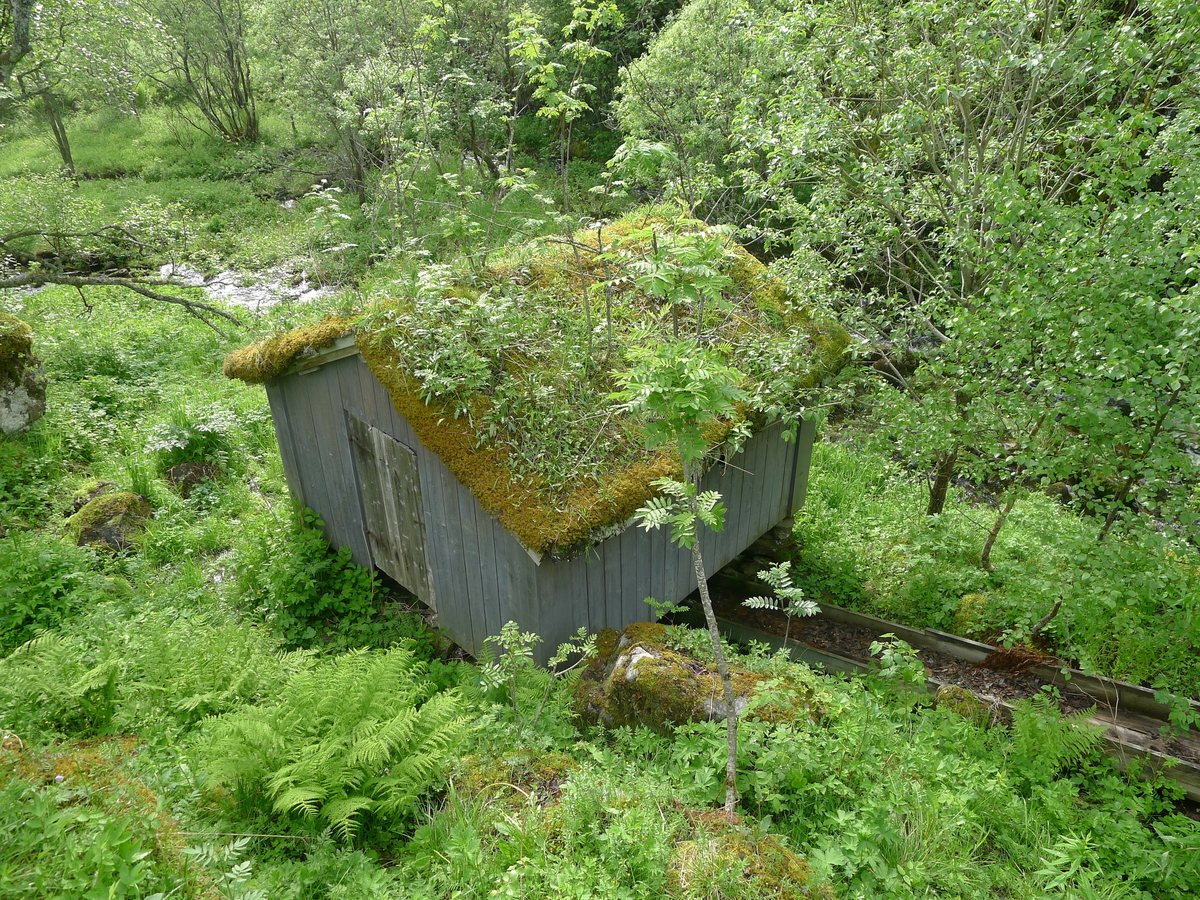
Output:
(235, 506), (435, 651)
(0, 747), (198, 899)
(0, 533), (107, 654)
(144, 402), (238, 472)
(0, 437), (60, 528)
(200, 646), (469, 839)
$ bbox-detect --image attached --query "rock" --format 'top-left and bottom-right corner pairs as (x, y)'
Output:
(669, 827), (833, 899)
(70, 480), (115, 514)
(573, 622), (819, 732)
(164, 461), (222, 498)
(67, 491), (153, 551)
(0, 313), (46, 435)
(936, 684), (990, 724)
(455, 749), (575, 809)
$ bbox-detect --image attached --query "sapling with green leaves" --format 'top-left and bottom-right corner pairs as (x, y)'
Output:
(479, 621), (596, 732)
(625, 228), (734, 340)
(742, 561), (818, 647)
(613, 339), (747, 813)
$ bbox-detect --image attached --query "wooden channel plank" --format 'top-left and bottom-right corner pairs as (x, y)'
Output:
(754, 423), (789, 545)
(584, 545), (607, 633)
(496, 526), (540, 647)
(538, 554), (589, 662)
(620, 524), (643, 627)
(310, 363), (365, 559)
(648, 516), (668, 614)
(333, 365), (375, 569)
(418, 442), (473, 651)
(477, 506), (505, 647)
(737, 423), (769, 550)
(437, 469), (480, 652)
(633, 520), (651, 623)
(745, 423), (777, 544)
(790, 417), (818, 515)
(711, 445), (746, 573)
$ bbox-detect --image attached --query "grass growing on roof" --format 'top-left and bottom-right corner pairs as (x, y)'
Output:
(229, 208), (850, 555)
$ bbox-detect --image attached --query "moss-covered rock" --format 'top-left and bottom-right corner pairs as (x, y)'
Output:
(455, 749), (576, 810)
(163, 461), (222, 498)
(574, 622), (818, 732)
(0, 313), (46, 435)
(70, 480), (115, 514)
(669, 826), (834, 899)
(935, 683), (990, 725)
(67, 492), (153, 551)
(222, 315), (355, 384)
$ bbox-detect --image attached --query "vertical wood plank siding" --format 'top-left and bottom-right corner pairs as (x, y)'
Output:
(269, 353), (811, 661)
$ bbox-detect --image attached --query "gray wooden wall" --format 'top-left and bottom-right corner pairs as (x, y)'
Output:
(266, 347), (815, 660)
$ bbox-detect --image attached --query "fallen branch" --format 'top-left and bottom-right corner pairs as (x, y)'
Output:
(0, 271), (243, 338)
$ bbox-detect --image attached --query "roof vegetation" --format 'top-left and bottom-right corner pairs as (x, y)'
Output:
(222, 315), (356, 384)
(226, 209), (849, 555)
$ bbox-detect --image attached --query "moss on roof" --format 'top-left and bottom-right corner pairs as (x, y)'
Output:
(226, 209), (850, 555)
(222, 315), (355, 384)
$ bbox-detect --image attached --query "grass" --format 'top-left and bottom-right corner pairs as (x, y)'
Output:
(792, 439), (1200, 698)
(1, 106), (1198, 900)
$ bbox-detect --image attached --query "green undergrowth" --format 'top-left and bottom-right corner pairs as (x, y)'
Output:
(2, 111), (1197, 900)
(793, 440), (1200, 698)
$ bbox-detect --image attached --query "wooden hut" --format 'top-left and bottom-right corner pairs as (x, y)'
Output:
(226, 213), (846, 660)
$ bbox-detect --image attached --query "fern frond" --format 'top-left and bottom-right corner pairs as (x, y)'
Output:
(200, 646), (468, 838)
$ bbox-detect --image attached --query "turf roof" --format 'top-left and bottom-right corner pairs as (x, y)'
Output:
(226, 210), (849, 556)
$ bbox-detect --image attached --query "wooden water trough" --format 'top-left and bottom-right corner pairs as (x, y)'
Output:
(254, 335), (817, 660)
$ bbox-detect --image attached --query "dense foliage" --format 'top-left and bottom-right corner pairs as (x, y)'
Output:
(2, 0), (1199, 896)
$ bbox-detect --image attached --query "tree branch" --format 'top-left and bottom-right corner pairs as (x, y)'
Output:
(0, 271), (243, 337)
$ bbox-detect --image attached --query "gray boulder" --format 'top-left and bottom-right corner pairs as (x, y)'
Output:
(0, 313), (46, 435)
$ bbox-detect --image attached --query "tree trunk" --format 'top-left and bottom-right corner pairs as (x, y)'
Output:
(687, 493), (738, 814)
(980, 493), (1016, 572)
(1098, 384), (1181, 543)
(44, 93), (75, 176)
(926, 449), (957, 516)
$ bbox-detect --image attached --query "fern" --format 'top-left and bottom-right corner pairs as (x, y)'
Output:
(121, 612), (313, 728)
(201, 647), (469, 840)
(0, 632), (121, 735)
(743, 562), (818, 645)
(1006, 695), (1104, 788)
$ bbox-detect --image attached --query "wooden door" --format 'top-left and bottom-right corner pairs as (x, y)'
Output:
(347, 413), (434, 606)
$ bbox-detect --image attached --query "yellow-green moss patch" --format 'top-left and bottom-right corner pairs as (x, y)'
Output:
(222, 315), (355, 384)
(0, 313), (34, 382)
(456, 749), (576, 809)
(669, 829), (834, 899)
(67, 491), (153, 551)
